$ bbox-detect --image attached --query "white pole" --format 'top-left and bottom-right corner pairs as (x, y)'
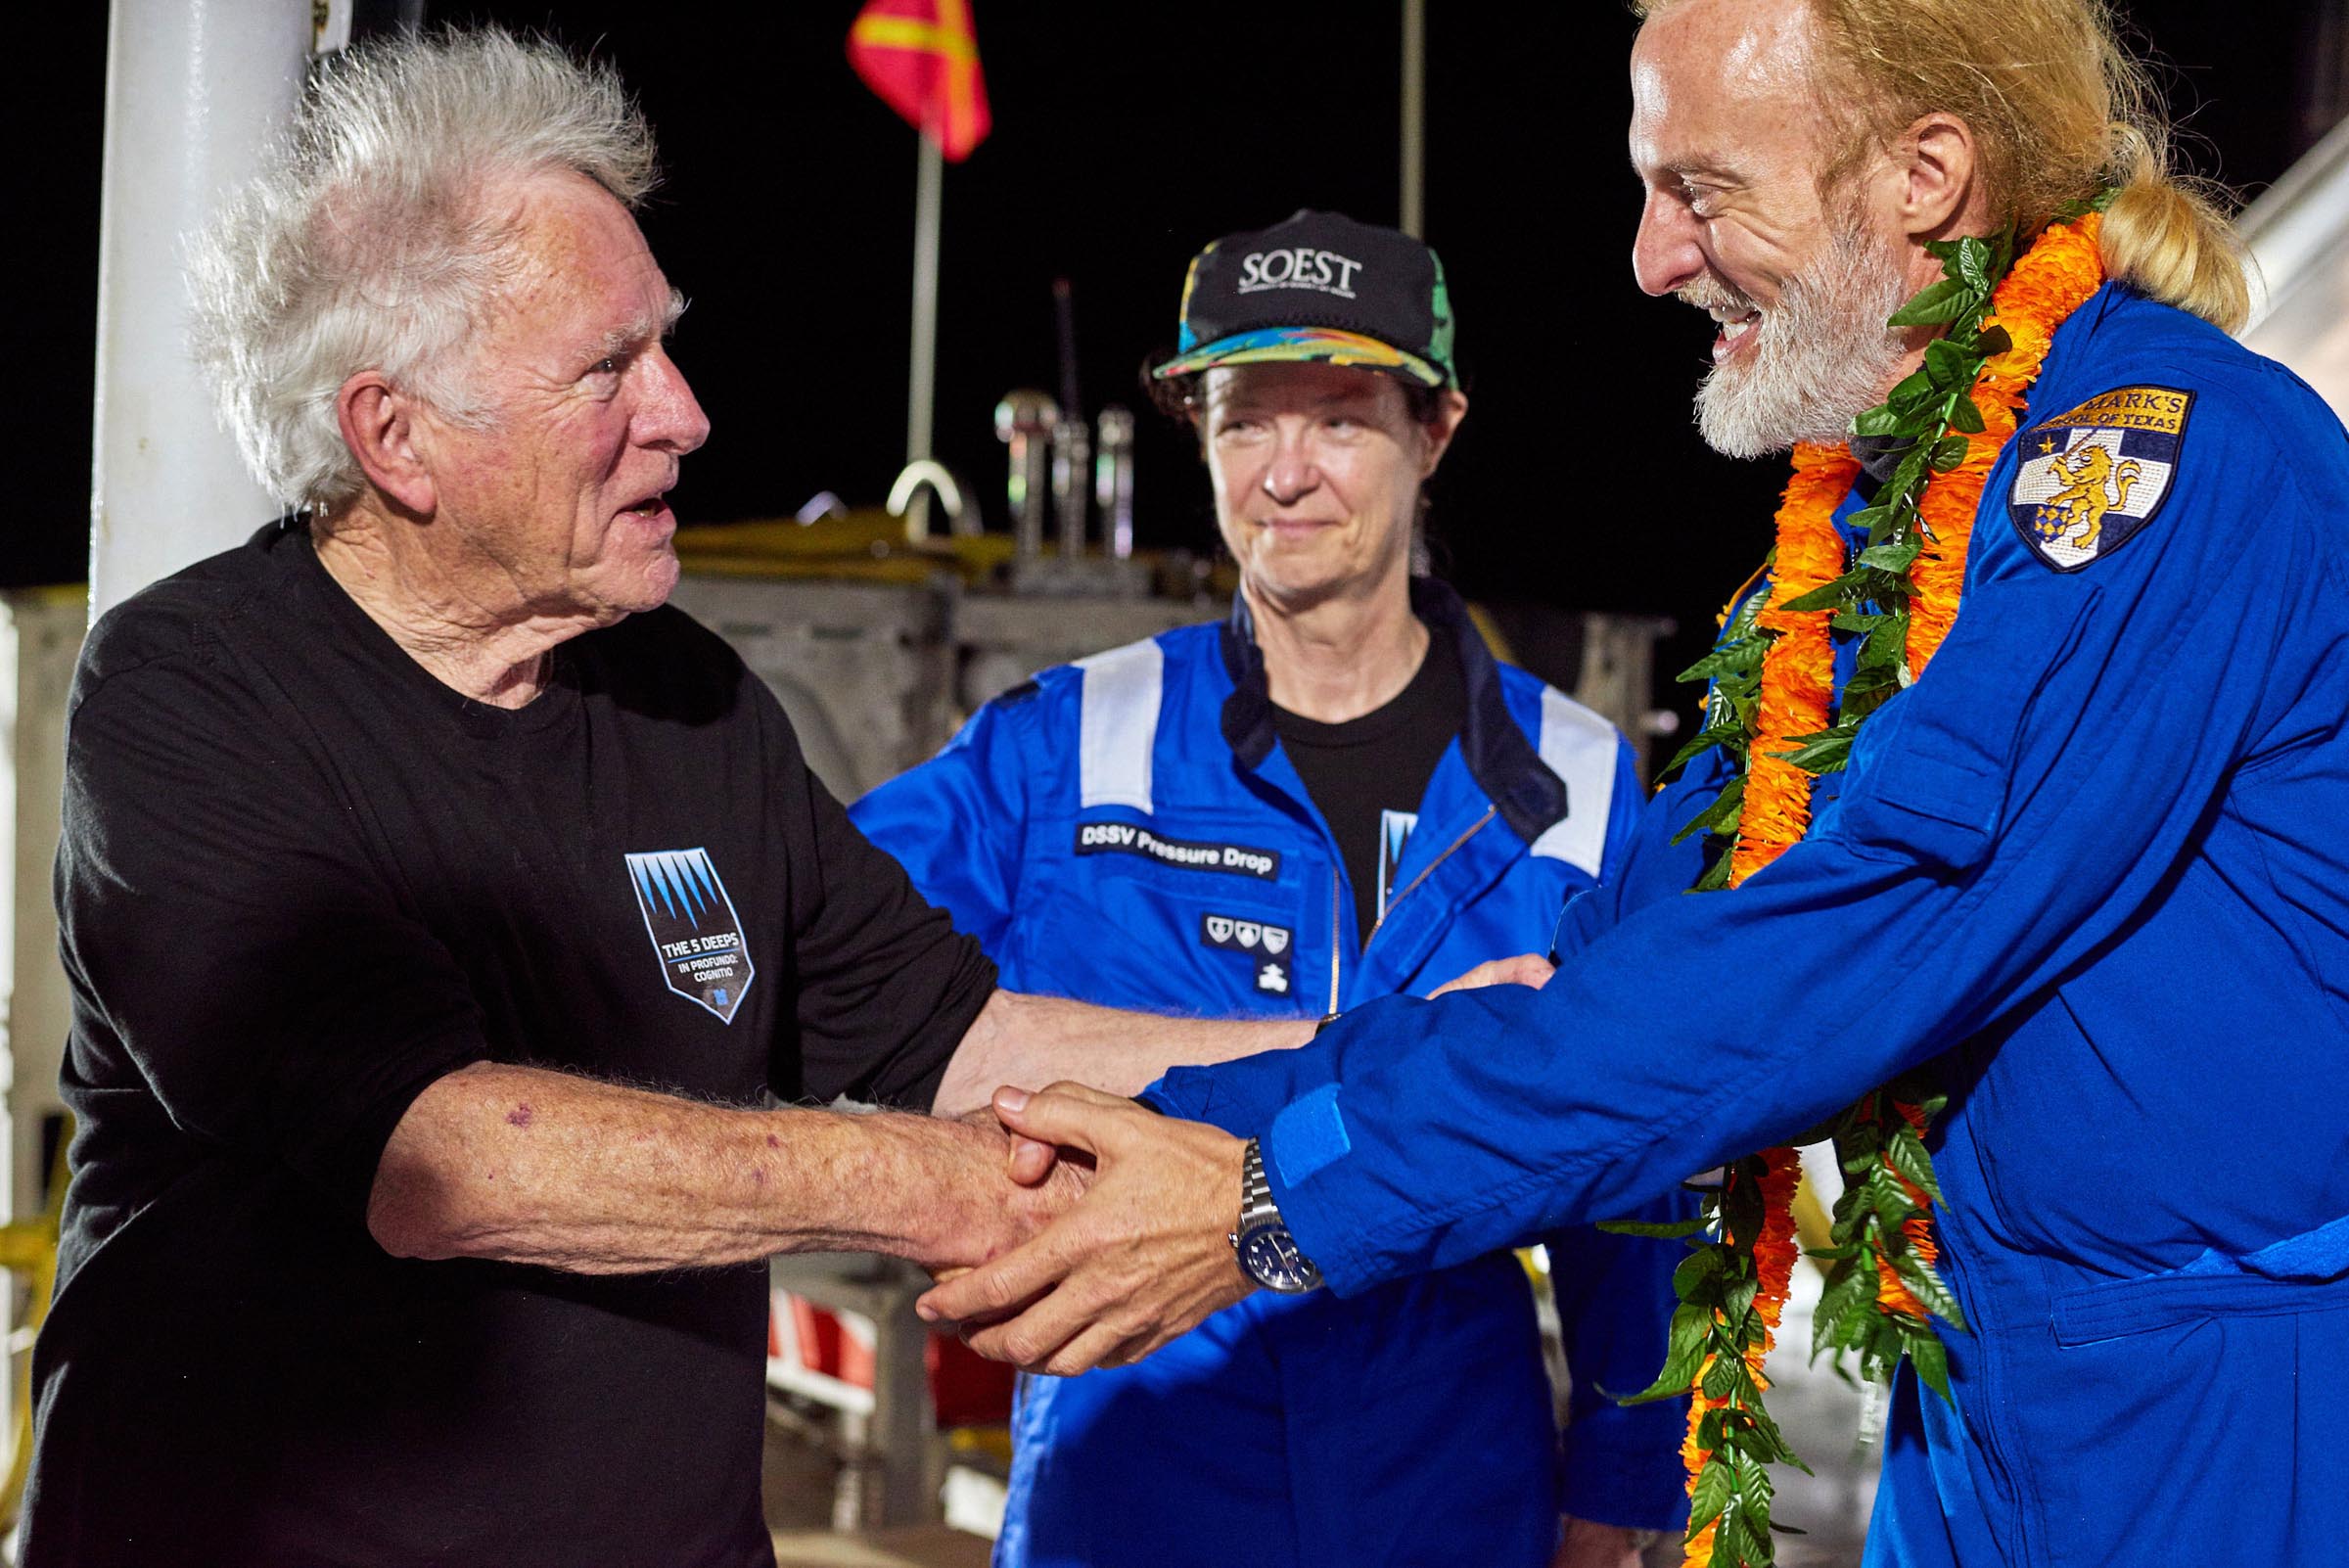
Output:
(90, 0), (315, 621)
(905, 132), (944, 535)
(1401, 0), (1426, 238)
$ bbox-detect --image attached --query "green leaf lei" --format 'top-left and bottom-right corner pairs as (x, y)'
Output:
(1604, 1153), (1814, 1565)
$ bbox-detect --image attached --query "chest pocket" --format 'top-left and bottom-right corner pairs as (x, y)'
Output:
(1833, 576), (2098, 872)
(1017, 816), (1316, 1014)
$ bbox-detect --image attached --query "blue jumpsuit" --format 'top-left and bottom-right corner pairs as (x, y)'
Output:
(1145, 284), (2349, 1567)
(853, 579), (1690, 1566)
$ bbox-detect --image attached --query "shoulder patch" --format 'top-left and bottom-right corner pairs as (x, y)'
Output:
(2007, 386), (2194, 572)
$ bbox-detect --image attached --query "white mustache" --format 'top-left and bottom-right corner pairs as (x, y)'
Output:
(1678, 279), (1759, 317)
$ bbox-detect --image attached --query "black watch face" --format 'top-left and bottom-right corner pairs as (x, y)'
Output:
(1239, 1224), (1319, 1293)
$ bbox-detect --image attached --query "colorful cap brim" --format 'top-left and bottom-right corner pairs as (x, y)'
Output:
(1151, 327), (1447, 389)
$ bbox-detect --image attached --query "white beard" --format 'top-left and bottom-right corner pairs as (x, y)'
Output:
(1687, 226), (1913, 459)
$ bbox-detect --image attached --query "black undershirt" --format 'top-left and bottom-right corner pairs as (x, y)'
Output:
(1850, 434), (1913, 502)
(1273, 626), (1466, 946)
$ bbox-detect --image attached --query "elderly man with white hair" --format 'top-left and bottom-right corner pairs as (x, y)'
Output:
(26, 30), (1311, 1568)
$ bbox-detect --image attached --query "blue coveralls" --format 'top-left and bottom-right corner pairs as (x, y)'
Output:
(852, 579), (1690, 1566)
(1146, 284), (2349, 1567)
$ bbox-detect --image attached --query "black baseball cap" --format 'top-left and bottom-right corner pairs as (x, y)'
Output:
(1151, 209), (1458, 390)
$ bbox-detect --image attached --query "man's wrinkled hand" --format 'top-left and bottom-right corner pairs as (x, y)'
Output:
(1430, 951), (1556, 996)
(924, 1107), (1094, 1278)
(956, 1105), (1063, 1188)
(915, 1082), (1256, 1375)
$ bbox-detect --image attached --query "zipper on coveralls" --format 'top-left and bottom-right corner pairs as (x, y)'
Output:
(1365, 806), (1497, 947)
(1328, 806), (1499, 1014)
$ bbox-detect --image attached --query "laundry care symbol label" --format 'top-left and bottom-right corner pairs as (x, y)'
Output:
(1201, 913), (1294, 993)
(1202, 913), (1293, 955)
(625, 849), (754, 1023)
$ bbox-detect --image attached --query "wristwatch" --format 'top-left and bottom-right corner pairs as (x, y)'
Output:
(1228, 1137), (1323, 1293)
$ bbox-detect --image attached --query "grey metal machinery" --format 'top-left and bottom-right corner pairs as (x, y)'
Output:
(1093, 405), (1136, 560)
(990, 391), (1057, 559)
(885, 459), (977, 540)
(1050, 418), (1091, 558)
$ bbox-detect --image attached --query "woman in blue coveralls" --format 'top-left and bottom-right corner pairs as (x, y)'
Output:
(852, 211), (1686, 1567)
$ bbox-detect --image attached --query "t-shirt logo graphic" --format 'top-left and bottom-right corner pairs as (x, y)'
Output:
(624, 849), (754, 1024)
(1378, 809), (1419, 920)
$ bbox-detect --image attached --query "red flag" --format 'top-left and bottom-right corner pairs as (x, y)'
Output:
(847, 0), (991, 162)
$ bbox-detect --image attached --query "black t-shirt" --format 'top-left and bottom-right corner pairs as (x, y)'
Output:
(28, 523), (994, 1568)
(1272, 625), (1466, 946)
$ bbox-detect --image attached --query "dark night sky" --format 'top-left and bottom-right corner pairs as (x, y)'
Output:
(23, 3), (2332, 719)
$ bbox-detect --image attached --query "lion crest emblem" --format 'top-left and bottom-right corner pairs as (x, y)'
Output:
(2007, 386), (2193, 572)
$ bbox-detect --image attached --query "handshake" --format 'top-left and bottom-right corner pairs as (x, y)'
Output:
(917, 950), (1558, 1375)
(927, 1081), (1261, 1376)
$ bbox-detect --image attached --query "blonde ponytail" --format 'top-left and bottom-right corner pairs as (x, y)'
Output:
(2097, 123), (2251, 333)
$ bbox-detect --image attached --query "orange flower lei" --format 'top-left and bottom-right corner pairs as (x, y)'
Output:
(1871, 1101), (1940, 1322)
(1727, 445), (1859, 885)
(1659, 213), (2108, 1568)
(1907, 212), (2107, 669)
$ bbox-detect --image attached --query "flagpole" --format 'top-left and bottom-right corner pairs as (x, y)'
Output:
(1401, 0), (1425, 238)
(906, 127), (944, 535)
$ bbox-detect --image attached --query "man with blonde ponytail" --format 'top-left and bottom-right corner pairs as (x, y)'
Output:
(919, 2), (2349, 1563)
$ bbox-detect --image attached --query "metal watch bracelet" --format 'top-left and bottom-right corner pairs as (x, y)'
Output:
(1231, 1137), (1323, 1292)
